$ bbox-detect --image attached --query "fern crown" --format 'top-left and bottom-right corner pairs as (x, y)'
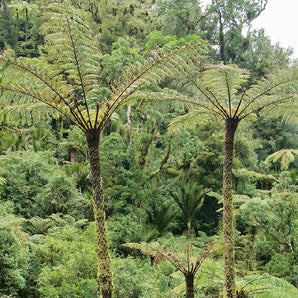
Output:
(168, 63), (298, 134)
(0, 1), (205, 132)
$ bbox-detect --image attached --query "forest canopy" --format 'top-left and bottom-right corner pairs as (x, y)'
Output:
(0, 0), (297, 297)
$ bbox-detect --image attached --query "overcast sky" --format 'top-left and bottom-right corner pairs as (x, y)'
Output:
(201, 0), (298, 59)
(251, 0), (298, 58)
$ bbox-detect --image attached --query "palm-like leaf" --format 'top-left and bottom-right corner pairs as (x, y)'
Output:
(265, 148), (298, 167)
(239, 67), (298, 119)
(170, 181), (206, 231)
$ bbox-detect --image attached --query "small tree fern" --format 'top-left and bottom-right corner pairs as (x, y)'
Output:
(121, 240), (215, 298)
(265, 148), (298, 169)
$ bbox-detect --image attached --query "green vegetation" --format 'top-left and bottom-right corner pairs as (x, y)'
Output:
(0, 0), (297, 297)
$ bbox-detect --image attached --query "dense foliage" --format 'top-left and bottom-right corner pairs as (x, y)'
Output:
(0, 0), (297, 297)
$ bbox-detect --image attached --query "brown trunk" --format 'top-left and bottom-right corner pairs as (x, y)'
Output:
(223, 118), (239, 298)
(185, 272), (195, 298)
(86, 130), (113, 298)
(69, 147), (79, 163)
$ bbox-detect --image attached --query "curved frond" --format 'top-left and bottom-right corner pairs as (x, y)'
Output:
(0, 51), (81, 127)
(260, 101), (298, 124)
(265, 149), (298, 167)
(168, 110), (212, 135)
(201, 64), (249, 117)
(238, 67), (298, 119)
(0, 99), (59, 126)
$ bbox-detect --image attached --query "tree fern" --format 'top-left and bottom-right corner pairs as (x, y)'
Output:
(265, 148), (298, 168)
(165, 62), (297, 297)
(121, 240), (214, 298)
(0, 2), (207, 296)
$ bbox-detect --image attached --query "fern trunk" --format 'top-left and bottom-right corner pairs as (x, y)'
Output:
(87, 131), (113, 298)
(185, 272), (195, 298)
(223, 118), (239, 298)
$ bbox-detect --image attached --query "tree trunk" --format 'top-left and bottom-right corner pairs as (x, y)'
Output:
(217, 9), (226, 64)
(86, 130), (113, 298)
(185, 272), (195, 298)
(223, 118), (239, 298)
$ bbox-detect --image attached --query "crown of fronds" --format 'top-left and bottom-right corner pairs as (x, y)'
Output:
(121, 239), (214, 275)
(168, 64), (298, 132)
(0, 1), (205, 132)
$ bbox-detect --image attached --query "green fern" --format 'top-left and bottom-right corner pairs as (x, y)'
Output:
(265, 148), (298, 168)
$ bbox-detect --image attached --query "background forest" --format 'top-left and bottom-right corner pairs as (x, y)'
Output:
(0, 0), (297, 297)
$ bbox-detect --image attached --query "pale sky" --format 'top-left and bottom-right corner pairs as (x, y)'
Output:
(201, 0), (298, 59)
(251, 0), (298, 59)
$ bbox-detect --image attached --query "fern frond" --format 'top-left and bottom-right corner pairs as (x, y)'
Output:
(40, 1), (102, 127)
(201, 64), (249, 117)
(0, 100), (59, 126)
(0, 51), (84, 127)
(260, 101), (298, 124)
(168, 110), (212, 135)
(265, 149), (298, 167)
(98, 45), (204, 130)
(239, 67), (298, 119)
(232, 169), (277, 182)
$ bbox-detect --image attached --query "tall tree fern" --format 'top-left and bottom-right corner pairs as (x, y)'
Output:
(0, 1), (204, 297)
(168, 63), (297, 297)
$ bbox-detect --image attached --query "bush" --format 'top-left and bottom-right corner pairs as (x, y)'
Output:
(0, 151), (89, 219)
(0, 215), (30, 296)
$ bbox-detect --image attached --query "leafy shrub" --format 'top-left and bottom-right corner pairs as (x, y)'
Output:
(35, 223), (98, 297)
(112, 256), (170, 297)
(0, 215), (30, 296)
(264, 253), (297, 287)
(0, 151), (89, 218)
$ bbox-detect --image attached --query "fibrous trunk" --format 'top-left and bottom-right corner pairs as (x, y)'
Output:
(185, 272), (195, 298)
(86, 130), (113, 298)
(223, 118), (238, 298)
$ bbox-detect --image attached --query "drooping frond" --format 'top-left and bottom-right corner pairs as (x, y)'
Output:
(168, 109), (213, 135)
(260, 100), (298, 124)
(265, 149), (298, 168)
(0, 50), (81, 128)
(0, 100), (59, 126)
(238, 67), (298, 120)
